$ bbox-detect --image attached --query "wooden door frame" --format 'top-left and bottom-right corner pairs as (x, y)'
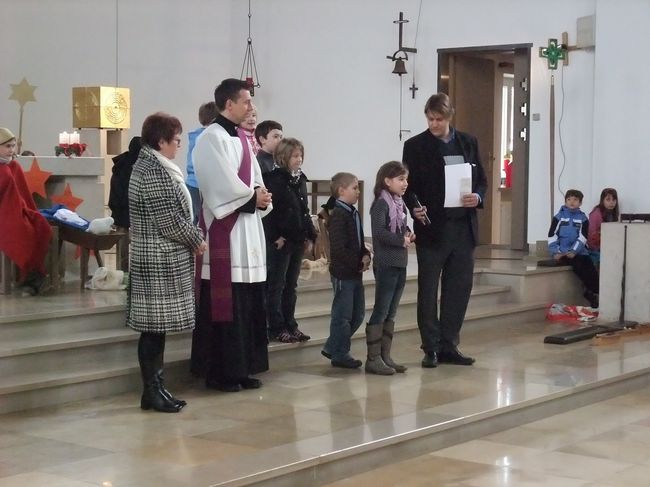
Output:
(437, 43), (532, 250)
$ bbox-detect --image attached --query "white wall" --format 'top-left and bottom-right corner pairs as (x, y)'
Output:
(4, 0), (647, 243)
(2, 0), (233, 159)
(229, 0), (598, 241)
(592, 0), (650, 213)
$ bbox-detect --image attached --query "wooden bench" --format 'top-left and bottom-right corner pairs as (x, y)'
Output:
(57, 225), (127, 289)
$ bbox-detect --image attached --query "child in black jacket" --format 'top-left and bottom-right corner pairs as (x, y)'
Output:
(322, 172), (371, 368)
(263, 138), (316, 342)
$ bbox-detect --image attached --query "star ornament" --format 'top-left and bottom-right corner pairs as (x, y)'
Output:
(9, 77), (37, 107)
(51, 183), (84, 212)
(23, 158), (52, 198)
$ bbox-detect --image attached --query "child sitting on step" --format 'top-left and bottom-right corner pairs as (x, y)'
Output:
(548, 189), (600, 308)
(588, 187), (619, 268)
(365, 161), (415, 375)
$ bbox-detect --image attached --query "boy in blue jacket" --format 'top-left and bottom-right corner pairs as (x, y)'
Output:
(548, 189), (600, 308)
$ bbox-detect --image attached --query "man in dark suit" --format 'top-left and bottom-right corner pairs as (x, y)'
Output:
(402, 93), (488, 368)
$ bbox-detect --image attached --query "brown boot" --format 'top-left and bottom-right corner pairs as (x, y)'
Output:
(365, 324), (395, 375)
(381, 320), (407, 373)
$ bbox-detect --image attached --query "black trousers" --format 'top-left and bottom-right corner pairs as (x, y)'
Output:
(559, 254), (599, 294)
(415, 218), (475, 354)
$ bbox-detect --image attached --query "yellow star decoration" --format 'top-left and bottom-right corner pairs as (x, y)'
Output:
(9, 77), (37, 107)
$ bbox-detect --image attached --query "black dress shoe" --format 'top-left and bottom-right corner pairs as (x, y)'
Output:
(438, 349), (475, 366)
(331, 357), (362, 369)
(240, 377), (262, 389)
(321, 350), (332, 359)
(421, 352), (438, 368)
(206, 381), (242, 392)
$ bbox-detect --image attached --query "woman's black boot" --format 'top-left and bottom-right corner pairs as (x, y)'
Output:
(155, 335), (186, 408)
(138, 333), (180, 413)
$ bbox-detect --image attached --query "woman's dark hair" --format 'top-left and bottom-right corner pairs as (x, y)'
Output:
(595, 187), (619, 220)
(373, 161), (408, 198)
(141, 112), (182, 150)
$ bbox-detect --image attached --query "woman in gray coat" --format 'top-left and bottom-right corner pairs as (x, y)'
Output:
(127, 112), (206, 413)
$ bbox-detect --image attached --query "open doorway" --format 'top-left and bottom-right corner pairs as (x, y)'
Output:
(438, 44), (531, 250)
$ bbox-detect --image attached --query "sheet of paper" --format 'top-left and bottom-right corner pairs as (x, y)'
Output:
(444, 163), (472, 207)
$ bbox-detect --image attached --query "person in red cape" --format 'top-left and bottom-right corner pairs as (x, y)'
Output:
(0, 128), (52, 295)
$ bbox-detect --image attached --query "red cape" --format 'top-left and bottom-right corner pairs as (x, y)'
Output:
(0, 160), (52, 279)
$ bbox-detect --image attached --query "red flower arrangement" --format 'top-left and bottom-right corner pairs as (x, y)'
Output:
(55, 143), (88, 157)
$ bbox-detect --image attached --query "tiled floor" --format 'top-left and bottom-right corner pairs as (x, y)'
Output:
(323, 388), (650, 487)
(1, 316), (650, 486)
(0, 247), (635, 486)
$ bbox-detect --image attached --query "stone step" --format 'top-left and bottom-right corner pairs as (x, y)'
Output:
(0, 284), (510, 377)
(297, 270), (487, 308)
(214, 360), (650, 486)
(0, 300), (546, 414)
(0, 306), (125, 342)
(0, 284), (509, 356)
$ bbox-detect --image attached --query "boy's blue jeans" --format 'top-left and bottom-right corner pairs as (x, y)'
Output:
(368, 265), (406, 325)
(324, 276), (365, 361)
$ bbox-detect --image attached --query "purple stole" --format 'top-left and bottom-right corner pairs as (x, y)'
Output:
(196, 130), (252, 322)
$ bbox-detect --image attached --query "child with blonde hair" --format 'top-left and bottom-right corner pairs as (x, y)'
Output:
(322, 172), (371, 368)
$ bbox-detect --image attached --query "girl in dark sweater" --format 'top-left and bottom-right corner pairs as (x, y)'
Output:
(365, 161), (415, 375)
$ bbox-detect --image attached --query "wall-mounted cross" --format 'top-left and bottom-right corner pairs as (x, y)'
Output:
(409, 82), (418, 99)
(539, 38), (567, 70)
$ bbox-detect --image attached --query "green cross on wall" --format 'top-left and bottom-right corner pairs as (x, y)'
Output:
(539, 38), (567, 70)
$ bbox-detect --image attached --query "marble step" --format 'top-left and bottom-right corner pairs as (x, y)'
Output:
(214, 359), (650, 487)
(0, 284), (509, 355)
(0, 284), (510, 372)
(0, 306), (125, 342)
(297, 270), (486, 308)
(0, 300), (546, 413)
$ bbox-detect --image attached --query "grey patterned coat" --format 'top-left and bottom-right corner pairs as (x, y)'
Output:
(126, 146), (204, 333)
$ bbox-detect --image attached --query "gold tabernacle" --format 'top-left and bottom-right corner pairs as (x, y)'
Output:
(72, 86), (131, 129)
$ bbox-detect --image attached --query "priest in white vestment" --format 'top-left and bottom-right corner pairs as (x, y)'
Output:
(192, 78), (273, 392)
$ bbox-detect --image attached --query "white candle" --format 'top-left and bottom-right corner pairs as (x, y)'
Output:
(70, 131), (80, 144)
(59, 131), (70, 145)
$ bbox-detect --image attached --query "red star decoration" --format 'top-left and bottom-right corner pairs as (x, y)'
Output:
(23, 158), (52, 198)
(51, 183), (84, 211)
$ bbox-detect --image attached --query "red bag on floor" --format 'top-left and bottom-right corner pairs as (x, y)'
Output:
(546, 303), (598, 322)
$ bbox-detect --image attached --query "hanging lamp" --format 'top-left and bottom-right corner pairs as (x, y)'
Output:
(240, 0), (261, 95)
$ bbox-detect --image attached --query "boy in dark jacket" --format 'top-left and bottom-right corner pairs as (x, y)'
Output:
(548, 189), (600, 308)
(322, 172), (371, 368)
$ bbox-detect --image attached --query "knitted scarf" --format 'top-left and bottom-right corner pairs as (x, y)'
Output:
(380, 189), (405, 233)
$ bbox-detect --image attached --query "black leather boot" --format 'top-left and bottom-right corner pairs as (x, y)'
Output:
(138, 333), (180, 413)
(156, 369), (186, 408)
(155, 337), (186, 408)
